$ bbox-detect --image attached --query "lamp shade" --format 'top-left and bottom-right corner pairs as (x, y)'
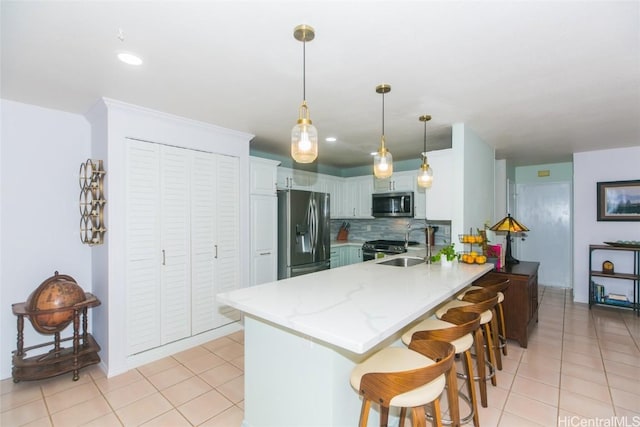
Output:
(489, 214), (529, 233)
(489, 213), (529, 265)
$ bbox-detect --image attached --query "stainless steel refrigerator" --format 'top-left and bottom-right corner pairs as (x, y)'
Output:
(277, 189), (331, 279)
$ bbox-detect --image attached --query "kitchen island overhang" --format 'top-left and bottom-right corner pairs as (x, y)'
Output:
(218, 255), (493, 427)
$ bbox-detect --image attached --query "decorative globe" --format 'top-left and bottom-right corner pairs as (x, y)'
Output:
(26, 271), (86, 334)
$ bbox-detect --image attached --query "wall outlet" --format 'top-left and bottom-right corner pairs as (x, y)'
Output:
(366, 225), (371, 231)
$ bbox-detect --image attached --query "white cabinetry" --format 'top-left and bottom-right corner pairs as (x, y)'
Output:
(250, 157), (279, 286)
(277, 167), (313, 190)
(346, 245), (363, 264)
(330, 246), (345, 268)
(374, 172), (415, 193)
(330, 244), (363, 268)
(125, 140), (240, 355)
(321, 175), (344, 218)
(250, 157), (278, 195)
(342, 176), (373, 218)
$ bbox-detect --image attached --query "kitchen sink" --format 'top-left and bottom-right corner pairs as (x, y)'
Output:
(377, 256), (425, 267)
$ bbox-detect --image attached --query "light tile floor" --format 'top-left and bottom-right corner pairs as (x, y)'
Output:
(2, 286), (639, 426)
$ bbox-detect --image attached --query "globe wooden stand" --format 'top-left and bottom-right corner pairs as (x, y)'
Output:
(11, 293), (101, 382)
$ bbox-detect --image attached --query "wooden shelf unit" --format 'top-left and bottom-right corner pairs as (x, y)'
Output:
(588, 245), (640, 315)
(12, 293), (101, 382)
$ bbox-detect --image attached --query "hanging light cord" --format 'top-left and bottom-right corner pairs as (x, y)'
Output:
(381, 91), (385, 137)
(302, 40), (306, 101)
(423, 120), (427, 155)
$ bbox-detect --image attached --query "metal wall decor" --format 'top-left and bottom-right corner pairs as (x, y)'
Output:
(79, 159), (106, 245)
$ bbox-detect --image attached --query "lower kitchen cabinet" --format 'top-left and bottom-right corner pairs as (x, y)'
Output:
(330, 244), (363, 268)
(478, 261), (539, 348)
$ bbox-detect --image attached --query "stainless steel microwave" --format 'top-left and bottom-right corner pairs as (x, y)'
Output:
(371, 191), (414, 218)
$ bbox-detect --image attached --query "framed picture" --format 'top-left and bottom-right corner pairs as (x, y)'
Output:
(597, 179), (640, 221)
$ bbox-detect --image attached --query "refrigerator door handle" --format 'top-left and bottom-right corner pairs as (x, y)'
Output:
(309, 197), (317, 255)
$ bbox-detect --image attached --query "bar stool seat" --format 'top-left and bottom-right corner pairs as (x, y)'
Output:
(350, 340), (456, 427)
(458, 286), (504, 303)
(350, 347), (446, 407)
(402, 312), (482, 427)
(435, 290), (500, 408)
(458, 278), (510, 359)
(436, 300), (493, 325)
(403, 318), (474, 354)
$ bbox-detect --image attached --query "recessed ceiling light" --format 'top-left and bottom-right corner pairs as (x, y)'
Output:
(325, 137), (337, 142)
(117, 52), (143, 66)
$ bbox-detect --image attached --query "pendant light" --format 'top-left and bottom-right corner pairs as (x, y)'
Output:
(416, 115), (434, 188)
(373, 84), (393, 179)
(291, 24), (318, 164)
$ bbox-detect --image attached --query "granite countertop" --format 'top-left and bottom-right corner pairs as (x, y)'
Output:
(218, 252), (492, 355)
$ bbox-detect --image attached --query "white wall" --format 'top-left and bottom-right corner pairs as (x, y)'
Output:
(0, 100), (92, 380)
(451, 123), (495, 250)
(573, 146), (640, 303)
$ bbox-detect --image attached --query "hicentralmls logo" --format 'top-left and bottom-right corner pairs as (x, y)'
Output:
(558, 416), (640, 427)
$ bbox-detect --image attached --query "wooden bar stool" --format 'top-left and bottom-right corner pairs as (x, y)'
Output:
(401, 311), (482, 427)
(435, 290), (499, 408)
(350, 340), (456, 427)
(458, 278), (510, 358)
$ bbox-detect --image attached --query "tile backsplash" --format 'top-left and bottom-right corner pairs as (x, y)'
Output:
(331, 218), (451, 245)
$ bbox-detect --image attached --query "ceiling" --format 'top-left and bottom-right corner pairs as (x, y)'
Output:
(2, 1), (639, 169)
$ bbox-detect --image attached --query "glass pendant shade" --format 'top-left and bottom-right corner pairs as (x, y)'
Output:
(416, 114), (433, 188)
(291, 102), (318, 163)
(417, 157), (433, 188)
(373, 84), (393, 179)
(291, 24), (317, 164)
(374, 143), (393, 179)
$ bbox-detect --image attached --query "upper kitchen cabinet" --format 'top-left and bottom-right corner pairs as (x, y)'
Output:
(373, 172), (416, 193)
(319, 174), (344, 218)
(340, 175), (373, 218)
(277, 167), (318, 190)
(250, 157), (280, 195)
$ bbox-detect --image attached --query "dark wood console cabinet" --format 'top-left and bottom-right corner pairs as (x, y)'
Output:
(477, 261), (539, 348)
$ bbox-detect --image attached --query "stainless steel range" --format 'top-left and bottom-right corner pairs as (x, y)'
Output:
(362, 239), (419, 261)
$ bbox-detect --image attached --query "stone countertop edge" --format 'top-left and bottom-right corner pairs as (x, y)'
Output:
(218, 253), (493, 355)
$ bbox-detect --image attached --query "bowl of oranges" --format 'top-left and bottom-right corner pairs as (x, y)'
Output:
(459, 234), (484, 244)
(460, 251), (487, 264)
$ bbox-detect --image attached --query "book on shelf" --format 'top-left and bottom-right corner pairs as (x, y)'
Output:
(592, 282), (605, 302)
(607, 293), (628, 301)
(602, 298), (633, 308)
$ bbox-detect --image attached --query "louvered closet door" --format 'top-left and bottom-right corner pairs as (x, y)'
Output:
(191, 151), (217, 334)
(215, 155), (241, 326)
(159, 145), (192, 344)
(125, 140), (162, 355)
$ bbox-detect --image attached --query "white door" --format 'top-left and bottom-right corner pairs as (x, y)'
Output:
(125, 140), (162, 355)
(214, 155), (241, 326)
(191, 150), (217, 335)
(159, 146), (192, 344)
(516, 181), (572, 288)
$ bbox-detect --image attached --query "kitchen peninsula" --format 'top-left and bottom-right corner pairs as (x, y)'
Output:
(218, 255), (493, 427)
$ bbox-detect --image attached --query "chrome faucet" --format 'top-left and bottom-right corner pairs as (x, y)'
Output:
(405, 219), (434, 263)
